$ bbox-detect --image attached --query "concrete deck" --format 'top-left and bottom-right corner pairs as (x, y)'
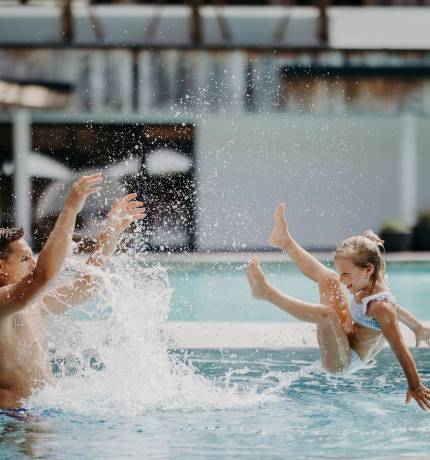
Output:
(167, 321), (430, 349)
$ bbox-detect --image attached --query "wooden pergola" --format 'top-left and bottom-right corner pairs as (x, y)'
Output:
(14, 0), (330, 46)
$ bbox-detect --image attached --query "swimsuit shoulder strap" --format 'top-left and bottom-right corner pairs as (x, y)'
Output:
(362, 291), (397, 309)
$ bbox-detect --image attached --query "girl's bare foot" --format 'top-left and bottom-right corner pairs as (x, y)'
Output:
(269, 203), (291, 249)
(247, 257), (271, 300)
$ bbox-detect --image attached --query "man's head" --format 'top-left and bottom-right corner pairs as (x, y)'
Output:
(0, 227), (36, 286)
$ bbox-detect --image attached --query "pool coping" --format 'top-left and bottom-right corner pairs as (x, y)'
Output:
(167, 321), (430, 349)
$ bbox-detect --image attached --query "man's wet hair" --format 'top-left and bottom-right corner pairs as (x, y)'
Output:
(0, 227), (24, 259)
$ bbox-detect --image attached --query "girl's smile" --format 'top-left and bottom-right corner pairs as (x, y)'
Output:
(334, 257), (374, 295)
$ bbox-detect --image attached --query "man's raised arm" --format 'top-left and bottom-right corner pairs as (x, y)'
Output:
(88, 193), (146, 267)
(0, 173), (103, 317)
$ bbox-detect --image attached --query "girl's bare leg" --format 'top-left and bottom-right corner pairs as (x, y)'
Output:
(269, 203), (352, 331)
(269, 203), (332, 283)
(247, 257), (351, 374)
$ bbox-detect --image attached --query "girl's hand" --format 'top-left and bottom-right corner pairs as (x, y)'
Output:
(415, 325), (430, 347)
(106, 193), (146, 234)
(406, 384), (430, 411)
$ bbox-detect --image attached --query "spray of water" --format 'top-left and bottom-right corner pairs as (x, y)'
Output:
(26, 255), (283, 417)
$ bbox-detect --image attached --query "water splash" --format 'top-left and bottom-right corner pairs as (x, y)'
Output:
(27, 255), (277, 417)
(261, 360), (323, 396)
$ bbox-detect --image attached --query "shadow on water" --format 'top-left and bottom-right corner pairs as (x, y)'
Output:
(0, 417), (57, 460)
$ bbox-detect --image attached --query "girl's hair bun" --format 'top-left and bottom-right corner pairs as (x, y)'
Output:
(362, 230), (385, 248)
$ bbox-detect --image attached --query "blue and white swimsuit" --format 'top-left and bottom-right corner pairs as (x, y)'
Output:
(343, 291), (397, 375)
(350, 291), (397, 332)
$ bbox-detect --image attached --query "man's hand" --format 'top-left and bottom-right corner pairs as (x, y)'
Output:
(105, 193), (146, 234)
(406, 383), (430, 411)
(415, 325), (430, 348)
(65, 173), (103, 214)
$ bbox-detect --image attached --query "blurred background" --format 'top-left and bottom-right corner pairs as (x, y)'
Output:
(1, 0), (430, 252)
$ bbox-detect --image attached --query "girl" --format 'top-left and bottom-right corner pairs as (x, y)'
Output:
(247, 203), (430, 410)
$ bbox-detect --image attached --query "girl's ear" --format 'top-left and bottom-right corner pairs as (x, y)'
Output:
(365, 263), (375, 277)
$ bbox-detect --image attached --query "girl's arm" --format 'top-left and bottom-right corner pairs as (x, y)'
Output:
(396, 304), (430, 347)
(370, 301), (430, 411)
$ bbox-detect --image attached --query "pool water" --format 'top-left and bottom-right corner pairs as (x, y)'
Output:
(1, 258), (429, 459)
(168, 261), (430, 321)
(1, 349), (429, 460)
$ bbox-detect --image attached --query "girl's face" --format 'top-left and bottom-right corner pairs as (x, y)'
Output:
(334, 257), (374, 295)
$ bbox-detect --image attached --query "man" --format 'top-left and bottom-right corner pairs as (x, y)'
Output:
(0, 173), (145, 410)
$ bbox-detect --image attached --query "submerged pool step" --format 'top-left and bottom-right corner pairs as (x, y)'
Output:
(167, 321), (430, 349)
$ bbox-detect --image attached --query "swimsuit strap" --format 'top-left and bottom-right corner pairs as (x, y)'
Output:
(362, 291), (397, 310)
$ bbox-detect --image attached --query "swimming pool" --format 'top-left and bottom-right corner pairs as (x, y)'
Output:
(1, 258), (429, 459)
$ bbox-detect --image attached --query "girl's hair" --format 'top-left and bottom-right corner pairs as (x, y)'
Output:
(334, 230), (386, 281)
